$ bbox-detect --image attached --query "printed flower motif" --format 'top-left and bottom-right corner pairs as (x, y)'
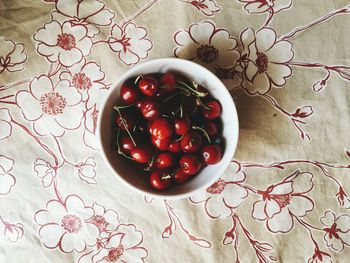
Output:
(336, 187), (350, 209)
(190, 162), (248, 218)
(241, 27), (294, 94)
(90, 203), (119, 234)
(320, 210), (350, 252)
(0, 221), (24, 242)
(34, 20), (92, 67)
(174, 20), (239, 70)
(34, 158), (56, 187)
(83, 105), (99, 150)
(238, 0), (292, 14)
(0, 155), (15, 195)
(252, 171), (314, 233)
(53, 0), (115, 37)
(16, 75), (83, 137)
(0, 37), (27, 73)
(183, 0), (221, 16)
(108, 23), (153, 66)
(34, 195), (99, 253)
(0, 108), (12, 140)
(79, 224), (148, 263)
(59, 59), (108, 108)
(75, 157), (97, 184)
(308, 248), (332, 263)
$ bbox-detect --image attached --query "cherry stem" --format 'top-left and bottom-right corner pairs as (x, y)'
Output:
(179, 97), (184, 118)
(113, 104), (134, 110)
(176, 81), (207, 97)
(114, 107), (136, 147)
(192, 125), (211, 144)
(116, 128), (134, 160)
(134, 75), (143, 85)
(144, 153), (156, 171)
(164, 92), (180, 102)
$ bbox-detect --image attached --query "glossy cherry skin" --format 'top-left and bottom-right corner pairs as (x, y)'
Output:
(205, 121), (218, 138)
(174, 168), (191, 184)
(139, 75), (159, 96)
(135, 100), (143, 109)
(180, 131), (202, 153)
(167, 139), (181, 153)
(151, 117), (173, 140)
(120, 82), (139, 104)
(173, 116), (190, 135)
(180, 154), (201, 175)
(203, 100), (222, 120)
(151, 135), (171, 151)
(155, 152), (176, 169)
(131, 145), (153, 164)
(115, 113), (134, 130)
(141, 98), (161, 120)
(120, 134), (135, 154)
(202, 144), (223, 165)
(150, 170), (172, 191)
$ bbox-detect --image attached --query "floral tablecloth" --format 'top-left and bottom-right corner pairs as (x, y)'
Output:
(1, 0), (350, 262)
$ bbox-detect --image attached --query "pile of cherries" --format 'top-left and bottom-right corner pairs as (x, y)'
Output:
(114, 71), (224, 191)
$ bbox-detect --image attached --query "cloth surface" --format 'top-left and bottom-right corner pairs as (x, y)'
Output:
(1, 0), (350, 262)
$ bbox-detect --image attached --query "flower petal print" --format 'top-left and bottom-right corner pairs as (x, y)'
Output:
(0, 108), (12, 140)
(59, 59), (107, 108)
(320, 210), (350, 252)
(79, 224), (148, 263)
(308, 248), (332, 263)
(238, 0), (292, 14)
(75, 157), (97, 184)
(0, 37), (27, 73)
(16, 75), (83, 137)
(108, 23), (153, 66)
(252, 171), (314, 233)
(241, 27), (294, 94)
(34, 195), (99, 253)
(190, 162), (248, 218)
(0, 155), (16, 195)
(185, 0), (221, 16)
(34, 20), (92, 67)
(90, 203), (119, 233)
(83, 105), (99, 150)
(0, 221), (24, 242)
(54, 0), (115, 37)
(174, 20), (239, 69)
(34, 158), (56, 188)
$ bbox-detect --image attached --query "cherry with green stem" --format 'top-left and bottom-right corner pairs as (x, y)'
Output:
(114, 106), (137, 147)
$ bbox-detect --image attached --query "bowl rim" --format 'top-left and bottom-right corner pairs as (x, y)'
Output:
(97, 58), (239, 200)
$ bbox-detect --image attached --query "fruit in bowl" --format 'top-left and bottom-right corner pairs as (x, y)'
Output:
(98, 58), (239, 199)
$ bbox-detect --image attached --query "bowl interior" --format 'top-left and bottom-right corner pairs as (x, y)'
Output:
(98, 58), (239, 199)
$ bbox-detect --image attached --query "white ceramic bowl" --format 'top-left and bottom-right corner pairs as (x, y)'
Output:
(98, 58), (239, 199)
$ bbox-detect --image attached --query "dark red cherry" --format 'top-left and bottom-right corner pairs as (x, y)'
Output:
(135, 100), (143, 109)
(141, 98), (161, 120)
(139, 75), (159, 96)
(120, 81), (139, 104)
(174, 168), (191, 184)
(151, 135), (171, 151)
(202, 144), (223, 165)
(167, 139), (181, 153)
(120, 134), (135, 154)
(115, 113), (134, 130)
(131, 145), (153, 164)
(203, 100), (222, 120)
(180, 131), (202, 153)
(205, 122), (218, 138)
(173, 115), (190, 135)
(180, 154), (201, 175)
(160, 72), (176, 87)
(155, 152), (176, 169)
(151, 117), (173, 140)
(150, 170), (172, 191)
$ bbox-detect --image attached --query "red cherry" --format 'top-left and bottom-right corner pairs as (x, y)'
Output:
(135, 100), (143, 109)
(139, 76), (159, 96)
(174, 168), (191, 184)
(151, 117), (173, 140)
(141, 98), (161, 120)
(120, 134), (135, 154)
(203, 100), (222, 120)
(151, 135), (171, 151)
(173, 116), (190, 135)
(180, 154), (201, 175)
(180, 131), (202, 153)
(131, 145), (153, 164)
(205, 122), (218, 138)
(155, 152), (176, 169)
(202, 144), (223, 165)
(150, 170), (172, 191)
(120, 81), (139, 104)
(167, 139), (181, 153)
(160, 72), (176, 87)
(115, 113), (134, 130)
